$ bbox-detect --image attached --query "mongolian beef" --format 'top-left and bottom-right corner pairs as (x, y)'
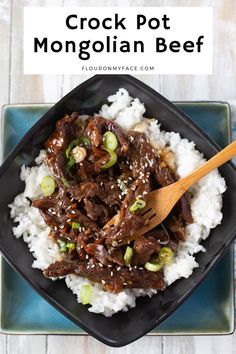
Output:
(32, 113), (193, 293)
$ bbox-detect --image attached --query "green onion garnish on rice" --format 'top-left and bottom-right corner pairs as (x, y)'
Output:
(80, 284), (93, 305)
(40, 176), (55, 196)
(144, 261), (162, 272)
(159, 247), (173, 264)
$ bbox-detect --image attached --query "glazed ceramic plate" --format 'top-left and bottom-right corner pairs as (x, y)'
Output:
(0, 102), (234, 335)
(0, 75), (235, 346)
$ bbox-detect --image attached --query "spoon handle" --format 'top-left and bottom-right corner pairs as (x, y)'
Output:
(179, 140), (236, 191)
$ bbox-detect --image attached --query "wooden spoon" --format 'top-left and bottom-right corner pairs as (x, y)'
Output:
(105, 140), (236, 245)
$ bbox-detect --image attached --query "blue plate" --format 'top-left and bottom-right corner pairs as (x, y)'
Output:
(0, 102), (234, 335)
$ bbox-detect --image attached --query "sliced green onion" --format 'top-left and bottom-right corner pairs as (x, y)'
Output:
(58, 240), (66, 247)
(59, 246), (67, 253)
(159, 247), (173, 264)
(118, 179), (127, 193)
(58, 239), (67, 253)
(41, 176), (56, 196)
(100, 147), (117, 169)
(103, 131), (118, 151)
(80, 284), (93, 305)
(66, 155), (75, 171)
(80, 136), (90, 146)
(58, 240), (76, 253)
(124, 246), (133, 266)
(144, 261), (162, 272)
(66, 139), (79, 158)
(66, 242), (76, 251)
(129, 198), (146, 213)
(61, 177), (70, 187)
(72, 222), (81, 229)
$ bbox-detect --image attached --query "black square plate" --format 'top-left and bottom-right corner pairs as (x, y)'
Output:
(0, 75), (236, 347)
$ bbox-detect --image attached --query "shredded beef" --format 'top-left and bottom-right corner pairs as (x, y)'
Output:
(132, 236), (161, 265)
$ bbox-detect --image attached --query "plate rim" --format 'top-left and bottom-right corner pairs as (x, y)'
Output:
(0, 75), (236, 346)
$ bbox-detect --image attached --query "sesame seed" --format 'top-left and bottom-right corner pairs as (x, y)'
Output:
(117, 266), (121, 271)
(71, 210), (76, 214)
(85, 254), (89, 259)
(99, 263), (103, 268)
(110, 271), (113, 277)
(101, 280), (106, 284)
(91, 264), (95, 268)
(111, 185), (114, 189)
(123, 282), (128, 286)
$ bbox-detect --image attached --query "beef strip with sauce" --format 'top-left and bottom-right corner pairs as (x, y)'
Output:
(43, 260), (165, 293)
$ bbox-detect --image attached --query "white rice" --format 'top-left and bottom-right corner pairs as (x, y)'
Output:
(9, 88), (226, 316)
